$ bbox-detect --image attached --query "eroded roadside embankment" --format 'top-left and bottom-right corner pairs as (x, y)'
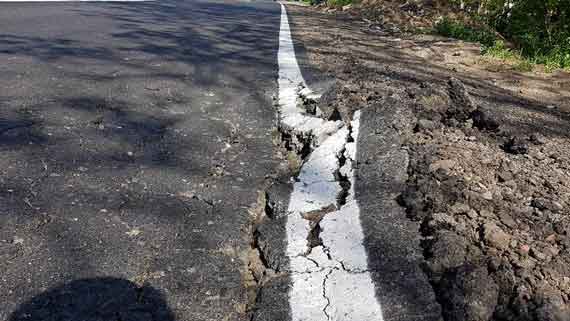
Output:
(281, 3), (570, 321)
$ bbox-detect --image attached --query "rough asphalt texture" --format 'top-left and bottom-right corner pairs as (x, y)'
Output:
(0, 1), (280, 320)
(355, 102), (442, 321)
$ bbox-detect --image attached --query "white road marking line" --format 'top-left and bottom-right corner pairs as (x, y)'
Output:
(278, 3), (384, 321)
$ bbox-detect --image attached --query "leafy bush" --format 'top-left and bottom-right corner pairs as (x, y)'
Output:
(494, 0), (570, 70)
(435, 17), (497, 48)
(434, 0), (570, 72)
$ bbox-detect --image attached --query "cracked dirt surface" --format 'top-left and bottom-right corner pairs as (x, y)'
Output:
(284, 3), (570, 321)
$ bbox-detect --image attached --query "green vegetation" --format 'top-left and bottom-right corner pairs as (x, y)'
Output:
(434, 0), (570, 72)
(483, 40), (515, 59)
(306, 0), (352, 6)
(434, 17), (497, 47)
(326, 0), (353, 7)
(482, 40), (534, 71)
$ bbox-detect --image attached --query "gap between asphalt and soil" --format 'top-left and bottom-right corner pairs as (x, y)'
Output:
(243, 3), (441, 321)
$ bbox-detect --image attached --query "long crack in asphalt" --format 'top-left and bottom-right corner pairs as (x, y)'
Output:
(263, 84), (367, 319)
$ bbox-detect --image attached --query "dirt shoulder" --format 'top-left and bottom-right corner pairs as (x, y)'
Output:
(286, 4), (570, 321)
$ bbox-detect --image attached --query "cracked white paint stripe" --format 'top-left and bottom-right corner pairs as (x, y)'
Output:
(277, 2), (342, 143)
(278, 3), (384, 321)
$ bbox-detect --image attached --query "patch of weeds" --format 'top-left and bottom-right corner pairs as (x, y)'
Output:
(483, 40), (534, 73)
(434, 17), (497, 47)
(513, 59), (534, 72)
(420, 94), (448, 112)
(539, 45), (570, 72)
(287, 151), (302, 174)
(483, 40), (515, 59)
(435, 18), (569, 73)
(411, 26), (435, 35)
(327, 0), (352, 8)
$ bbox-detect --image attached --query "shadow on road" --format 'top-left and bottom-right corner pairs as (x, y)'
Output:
(9, 277), (174, 321)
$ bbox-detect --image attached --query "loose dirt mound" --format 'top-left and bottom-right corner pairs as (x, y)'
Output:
(401, 78), (570, 321)
(319, 0), (470, 32)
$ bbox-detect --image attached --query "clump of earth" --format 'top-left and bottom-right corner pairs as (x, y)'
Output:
(400, 78), (570, 321)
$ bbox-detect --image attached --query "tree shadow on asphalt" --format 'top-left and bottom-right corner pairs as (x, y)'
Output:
(0, 1), (280, 85)
(8, 277), (175, 321)
(0, 0), (282, 319)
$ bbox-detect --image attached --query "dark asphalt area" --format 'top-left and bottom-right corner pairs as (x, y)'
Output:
(0, 0), (281, 320)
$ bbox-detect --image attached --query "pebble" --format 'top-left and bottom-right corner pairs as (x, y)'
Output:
(503, 137), (529, 155)
(417, 118), (438, 131)
(519, 244), (530, 255)
(429, 213), (457, 230)
(429, 159), (457, 173)
(450, 202), (470, 214)
(545, 234), (557, 243)
(481, 191), (494, 200)
(480, 209), (494, 218)
(551, 201), (563, 212)
(530, 247), (547, 261)
(483, 222), (511, 250)
(530, 133), (546, 145)
(499, 212), (517, 228)
(534, 152), (547, 161)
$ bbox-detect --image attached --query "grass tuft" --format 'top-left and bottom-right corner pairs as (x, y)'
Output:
(326, 0), (352, 8)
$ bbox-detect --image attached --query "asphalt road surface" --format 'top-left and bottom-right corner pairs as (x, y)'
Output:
(0, 0), (280, 320)
(0, 1), (441, 321)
